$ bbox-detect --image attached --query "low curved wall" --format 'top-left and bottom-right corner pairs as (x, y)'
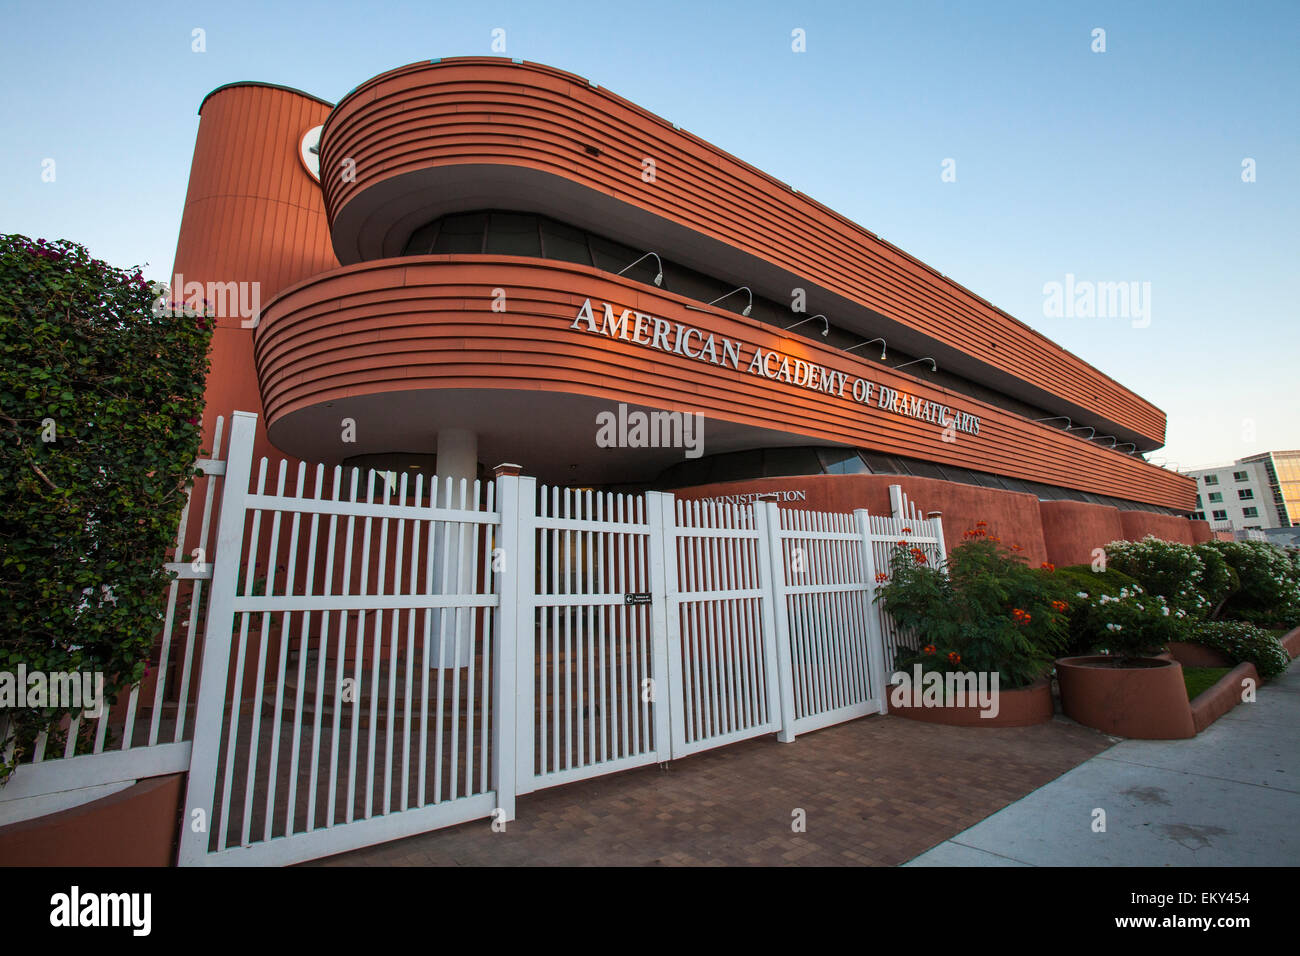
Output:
(0, 773), (184, 866)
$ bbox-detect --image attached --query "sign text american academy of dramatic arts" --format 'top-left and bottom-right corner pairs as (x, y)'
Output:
(569, 299), (982, 436)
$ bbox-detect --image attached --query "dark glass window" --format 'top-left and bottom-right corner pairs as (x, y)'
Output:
(817, 448), (868, 475)
(588, 234), (644, 278)
(539, 218), (593, 265)
(761, 446), (823, 477)
(860, 452), (904, 475)
(902, 459), (947, 480)
(486, 212), (542, 257)
(431, 212), (487, 253)
(405, 221), (440, 255)
(935, 464), (982, 486)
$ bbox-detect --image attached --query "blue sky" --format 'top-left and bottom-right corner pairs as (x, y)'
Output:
(2, 0), (1296, 468)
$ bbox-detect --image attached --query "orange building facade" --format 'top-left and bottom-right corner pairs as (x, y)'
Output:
(173, 58), (1202, 562)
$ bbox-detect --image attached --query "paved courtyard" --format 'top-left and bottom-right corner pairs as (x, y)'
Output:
(308, 712), (1112, 866)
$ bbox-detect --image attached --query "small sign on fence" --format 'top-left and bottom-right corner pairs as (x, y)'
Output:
(624, 592), (653, 605)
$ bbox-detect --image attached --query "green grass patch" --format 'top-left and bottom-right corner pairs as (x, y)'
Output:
(1184, 666), (1232, 701)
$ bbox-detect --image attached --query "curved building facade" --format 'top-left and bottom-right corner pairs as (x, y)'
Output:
(174, 57), (1202, 559)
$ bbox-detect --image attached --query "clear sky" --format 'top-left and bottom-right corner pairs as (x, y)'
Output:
(2, 0), (1296, 468)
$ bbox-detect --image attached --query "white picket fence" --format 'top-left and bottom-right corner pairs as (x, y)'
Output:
(2, 410), (948, 864)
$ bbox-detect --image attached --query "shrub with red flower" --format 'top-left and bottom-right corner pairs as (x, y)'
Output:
(875, 572), (890, 583)
(1050, 600), (1068, 612)
(1040, 562), (1056, 572)
(876, 527), (1070, 688)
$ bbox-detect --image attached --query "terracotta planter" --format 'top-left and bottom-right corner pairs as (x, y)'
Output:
(886, 675), (1054, 727)
(1055, 655), (1195, 739)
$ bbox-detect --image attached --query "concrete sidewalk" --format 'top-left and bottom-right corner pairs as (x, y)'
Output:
(906, 658), (1300, 867)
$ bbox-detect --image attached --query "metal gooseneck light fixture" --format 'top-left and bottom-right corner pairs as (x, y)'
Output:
(785, 314), (828, 336)
(707, 286), (753, 316)
(894, 357), (937, 373)
(616, 251), (664, 286)
(845, 337), (887, 360)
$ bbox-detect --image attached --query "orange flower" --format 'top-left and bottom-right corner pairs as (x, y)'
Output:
(947, 652), (961, 664)
(923, 644), (936, 655)
(1040, 562), (1055, 572)
(1051, 599), (1068, 612)
(896, 539), (907, 547)
(901, 527), (913, 534)
(875, 572), (889, 583)
(976, 520), (987, 527)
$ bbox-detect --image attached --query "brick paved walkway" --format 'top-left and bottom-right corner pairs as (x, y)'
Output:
(307, 713), (1112, 866)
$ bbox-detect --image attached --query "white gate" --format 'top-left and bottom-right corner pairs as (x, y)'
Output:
(662, 499), (784, 759)
(515, 484), (670, 793)
(178, 413), (515, 866)
(768, 507), (889, 736)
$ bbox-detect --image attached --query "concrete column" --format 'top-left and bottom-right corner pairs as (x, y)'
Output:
(432, 428), (478, 668)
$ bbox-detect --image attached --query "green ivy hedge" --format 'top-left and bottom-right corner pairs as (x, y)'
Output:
(0, 235), (211, 778)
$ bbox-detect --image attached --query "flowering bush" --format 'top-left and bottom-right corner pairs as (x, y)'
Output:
(1101, 537), (1233, 619)
(1187, 621), (1291, 679)
(1202, 540), (1300, 628)
(876, 528), (1068, 688)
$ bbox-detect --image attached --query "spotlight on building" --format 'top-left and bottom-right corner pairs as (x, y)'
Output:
(1033, 416), (1072, 428)
(1067, 425), (1096, 439)
(1117, 442), (1137, 454)
(894, 357), (937, 373)
(845, 337), (887, 360)
(708, 286), (753, 316)
(785, 314), (828, 336)
(1094, 435), (1118, 448)
(616, 251), (664, 287)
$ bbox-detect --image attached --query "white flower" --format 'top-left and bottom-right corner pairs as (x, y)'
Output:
(1161, 606), (1170, 616)
(1077, 591), (1088, 599)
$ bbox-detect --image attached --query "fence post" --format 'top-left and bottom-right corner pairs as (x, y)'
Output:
(493, 468), (532, 819)
(854, 508), (890, 715)
(758, 501), (797, 743)
(646, 492), (677, 760)
(178, 410), (257, 866)
(927, 510), (948, 570)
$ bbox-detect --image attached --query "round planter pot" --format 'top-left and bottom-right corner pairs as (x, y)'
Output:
(1055, 655), (1195, 739)
(886, 675), (1054, 727)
